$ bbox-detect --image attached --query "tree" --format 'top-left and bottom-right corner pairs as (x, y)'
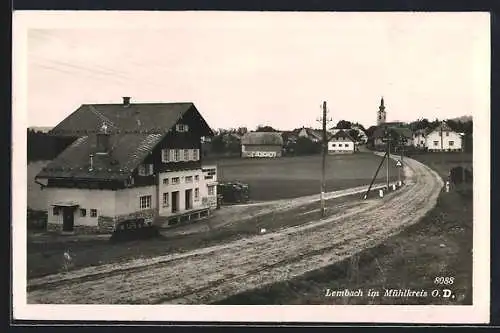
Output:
(293, 137), (321, 155)
(256, 125), (278, 132)
(237, 127), (248, 136)
(211, 135), (225, 154)
(365, 125), (377, 138)
(352, 122), (366, 131)
(348, 129), (362, 142)
(336, 120), (352, 129)
(409, 118), (430, 131)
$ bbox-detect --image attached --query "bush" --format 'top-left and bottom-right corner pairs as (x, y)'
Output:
(290, 137), (321, 156)
(449, 166), (473, 185)
(27, 208), (47, 230)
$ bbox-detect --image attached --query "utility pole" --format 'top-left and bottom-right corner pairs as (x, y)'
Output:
(317, 101), (332, 218)
(440, 120), (444, 172)
(321, 101), (327, 217)
(386, 127), (390, 190)
(461, 133), (466, 184)
(399, 137), (406, 185)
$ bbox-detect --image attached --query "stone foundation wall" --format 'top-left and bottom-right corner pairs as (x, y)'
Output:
(47, 209), (158, 234)
(47, 223), (62, 233)
(46, 223), (103, 234)
(98, 209), (157, 232)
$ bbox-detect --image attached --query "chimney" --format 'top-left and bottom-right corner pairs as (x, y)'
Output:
(89, 154), (94, 171)
(96, 123), (111, 154)
(123, 96), (131, 107)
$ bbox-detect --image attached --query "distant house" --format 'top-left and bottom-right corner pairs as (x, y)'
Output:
(425, 122), (463, 152)
(35, 97), (218, 234)
(412, 129), (427, 149)
(329, 126), (367, 144)
(241, 132), (284, 158)
(327, 130), (356, 154)
(297, 127), (323, 143)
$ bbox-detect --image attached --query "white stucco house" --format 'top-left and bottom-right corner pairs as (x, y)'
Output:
(327, 130), (356, 154)
(425, 123), (463, 152)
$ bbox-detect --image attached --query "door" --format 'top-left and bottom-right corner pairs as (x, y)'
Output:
(185, 189), (192, 210)
(171, 191), (179, 213)
(62, 207), (75, 232)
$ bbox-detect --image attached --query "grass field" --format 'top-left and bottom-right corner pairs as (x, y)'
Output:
(214, 152), (473, 305)
(212, 153), (400, 201)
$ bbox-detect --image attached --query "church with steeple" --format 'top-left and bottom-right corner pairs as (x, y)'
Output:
(377, 97), (386, 125)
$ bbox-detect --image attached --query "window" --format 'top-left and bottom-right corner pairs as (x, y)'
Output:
(192, 149), (199, 161)
(176, 124), (189, 132)
(345, 144), (349, 147)
(449, 141), (454, 146)
(171, 177), (180, 185)
(138, 164), (153, 176)
(185, 176), (193, 183)
(332, 144), (336, 147)
(174, 149), (180, 162)
(161, 149), (170, 162)
(208, 185), (215, 196)
(433, 141), (439, 146)
(53, 207), (59, 216)
(194, 188), (200, 201)
(139, 195), (152, 209)
(80, 209), (87, 217)
(163, 178), (169, 185)
(446, 131), (449, 136)
(183, 149), (189, 161)
(163, 193), (169, 207)
(90, 209), (97, 218)
(195, 175), (199, 182)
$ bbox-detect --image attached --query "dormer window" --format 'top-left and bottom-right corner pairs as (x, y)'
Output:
(176, 124), (189, 132)
(138, 164), (153, 176)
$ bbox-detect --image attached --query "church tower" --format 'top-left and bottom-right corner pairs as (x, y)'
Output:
(377, 97), (387, 125)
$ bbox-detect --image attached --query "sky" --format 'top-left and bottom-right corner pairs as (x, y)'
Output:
(23, 11), (490, 130)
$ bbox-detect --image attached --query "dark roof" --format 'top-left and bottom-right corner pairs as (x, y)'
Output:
(307, 128), (323, 140)
(330, 129), (355, 142)
(372, 125), (413, 139)
(241, 132), (284, 145)
(36, 133), (164, 180)
(425, 122), (453, 135)
(50, 102), (212, 136)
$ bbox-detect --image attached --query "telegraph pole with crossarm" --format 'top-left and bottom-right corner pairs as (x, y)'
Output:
(317, 101), (333, 217)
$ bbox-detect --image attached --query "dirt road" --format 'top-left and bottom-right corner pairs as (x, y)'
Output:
(28, 155), (443, 304)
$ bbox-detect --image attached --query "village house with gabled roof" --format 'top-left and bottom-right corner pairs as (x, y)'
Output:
(424, 122), (463, 152)
(240, 132), (284, 158)
(35, 97), (218, 233)
(296, 127), (323, 143)
(327, 130), (356, 154)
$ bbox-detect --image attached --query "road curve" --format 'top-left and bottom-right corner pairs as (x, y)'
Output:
(28, 155), (443, 304)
